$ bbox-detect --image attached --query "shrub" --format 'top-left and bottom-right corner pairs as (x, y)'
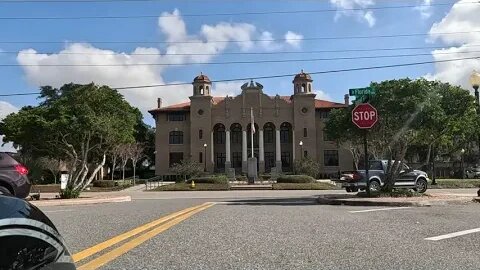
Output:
(135, 179), (146, 185)
(93, 180), (116, 188)
(59, 187), (80, 199)
(276, 175), (315, 183)
(186, 175), (228, 184)
(171, 159), (203, 180)
(152, 183), (229, 191)
(293, 157), (320, 178)
(272, 182), (337, 190)
(260, 174), (271, 180)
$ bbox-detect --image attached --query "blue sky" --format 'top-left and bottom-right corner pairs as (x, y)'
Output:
(1, 0), (479, 129)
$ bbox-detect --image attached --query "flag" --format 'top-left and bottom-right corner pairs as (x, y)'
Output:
(250, 107), (255, 134)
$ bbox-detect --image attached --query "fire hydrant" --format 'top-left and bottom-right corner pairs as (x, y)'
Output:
(190, 180), (196, 189)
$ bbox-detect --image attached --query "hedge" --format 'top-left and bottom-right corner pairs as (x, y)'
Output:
(276, 175), (315, 183)
(431, 179), (480, 189)
(272, 183), (337, 190)
(186, 175), (228, 184)
(93, 180), (116, 187)
(152, 183), (229, 191)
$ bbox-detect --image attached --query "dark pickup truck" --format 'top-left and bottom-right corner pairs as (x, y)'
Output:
(334, 160), (429, 193)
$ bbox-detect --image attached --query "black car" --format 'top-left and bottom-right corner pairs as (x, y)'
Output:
(0, 152), (31, 198)
(0, 194), (76, 269)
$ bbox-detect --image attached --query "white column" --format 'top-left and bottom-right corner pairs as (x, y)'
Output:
(292, 130), (295, 162)
(275, 129), (281, 162)
(225, 130), (231, 163)
(259, 129), (264, 162)
(210, 131), (214, 164)
(242, 130), (247, 161)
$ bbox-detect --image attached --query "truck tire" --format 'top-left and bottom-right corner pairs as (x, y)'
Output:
(369, 180), (381, 193)
(414, 178), (428, 193)
(0, 186), (12, 196)
(345, 187), (352, 192)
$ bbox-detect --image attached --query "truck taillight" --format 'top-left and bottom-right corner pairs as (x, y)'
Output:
(352, 173), (363, 181)
(15, 164), (29, 175)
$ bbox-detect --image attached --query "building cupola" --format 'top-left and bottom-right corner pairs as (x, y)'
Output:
(192, 72), (212, 96)
(293, 69), (313, 95)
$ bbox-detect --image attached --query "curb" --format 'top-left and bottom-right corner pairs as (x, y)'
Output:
(317, 195), (474, 207)
(30, 195), (131, 207)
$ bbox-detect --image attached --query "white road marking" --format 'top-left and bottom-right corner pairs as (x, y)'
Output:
(425, 228), (480, 241)
(349, 207), (412, 213)
(44, 209), (73, 213)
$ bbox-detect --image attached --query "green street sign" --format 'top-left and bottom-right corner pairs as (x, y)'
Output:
(349, 86), (376, 97)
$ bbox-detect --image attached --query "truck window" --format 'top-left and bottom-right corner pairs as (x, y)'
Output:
(370, 161), (383, 170)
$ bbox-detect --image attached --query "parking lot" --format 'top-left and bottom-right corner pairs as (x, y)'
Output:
(40, 190), (480, 270)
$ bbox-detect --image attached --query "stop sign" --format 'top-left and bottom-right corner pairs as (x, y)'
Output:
(352, 103), (378, 129)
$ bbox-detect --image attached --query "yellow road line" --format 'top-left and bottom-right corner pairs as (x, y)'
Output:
(72, 202), (210, 262)
(78, 202), (214, 270)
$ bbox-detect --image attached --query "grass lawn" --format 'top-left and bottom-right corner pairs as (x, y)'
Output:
(272, 182), (339, 190)
(430, 179), (480, 189)
(151, 183), (230, 191)
(31, 184), (131, 193)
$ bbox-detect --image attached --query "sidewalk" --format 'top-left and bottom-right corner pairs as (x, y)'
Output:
(29, 193), (131, 207)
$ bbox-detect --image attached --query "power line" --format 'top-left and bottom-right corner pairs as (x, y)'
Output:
(1, 55), (479, 96)
(0, 0), (465, 3)
(3, 44), (480, 56)
(0, 30), (478, 44)
(0, 2), (474, 20)
(6, 50), (480, 67)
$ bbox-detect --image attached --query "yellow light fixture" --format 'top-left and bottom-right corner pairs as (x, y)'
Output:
(470, 70), (480, 88)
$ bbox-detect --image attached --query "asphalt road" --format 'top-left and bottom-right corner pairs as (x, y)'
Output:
(38, 190), (480, 270)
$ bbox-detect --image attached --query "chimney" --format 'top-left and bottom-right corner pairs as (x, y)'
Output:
(344, 94), (349, 105)
(157, 98), (162, 108)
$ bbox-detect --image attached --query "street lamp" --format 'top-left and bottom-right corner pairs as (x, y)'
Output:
(461, 148), (465, 179)
(203, 143), (207, 172)
(470, 70), (480, 107)
(299, 141), (304, 159)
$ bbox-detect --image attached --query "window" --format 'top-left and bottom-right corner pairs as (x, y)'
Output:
(215, 153), (226, 169)
(231, 124), (242, 144)
(169, 131), (183, 144)
(167, 112), (186, 121)
(264, 123), (274, 143)
(281, 152), (291, 169)
(280, 124), (291, 143)
(265, 152), (275, 171)
(319, 111), (330, 119)
(324, 150), (339, 166)
(199, 129), (203, 140)
(199, 152), (203, 163)
(232, 152), (242, 168)
(214, 125), (226, 144)
(169, 152), (183, 167)
(303, 128), (308, 137)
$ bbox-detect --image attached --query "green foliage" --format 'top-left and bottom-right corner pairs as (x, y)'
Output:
(1, 83), (141, 193)
(152, 183), (229, 191)
(293, 157), (320, 178)
(93, 180), (116, 188)
(170, 159), (204, 180)
(325, 78), (478, 191)
(272, 182), (338, 190)
(59, 187), (81, 199)
(186, 175), (228, 184)
(432, 179), (480, 189)
(276, 175), (315, 183)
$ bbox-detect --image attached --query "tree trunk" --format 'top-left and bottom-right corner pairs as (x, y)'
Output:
(133, 162), (136, 185)
(80, 153), (107, 191)
(425, 143), (432, 165)
(111, 156), (116, 181)
(122, 166), (125, 180)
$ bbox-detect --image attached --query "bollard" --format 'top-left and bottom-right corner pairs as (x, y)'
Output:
(190, 180), (195, 189)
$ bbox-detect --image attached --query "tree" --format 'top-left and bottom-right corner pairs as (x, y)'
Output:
(325, 79), (477, 192)
(0, 83), (140, 197)
(110, 145), (122, 181)
(128, 142), (145, 185)
(38, 157), (62, 184)
(170, 159), (203, 181)
(119, 144), (130, 180)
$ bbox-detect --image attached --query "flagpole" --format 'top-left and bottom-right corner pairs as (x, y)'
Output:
(250, 107), (254, 158)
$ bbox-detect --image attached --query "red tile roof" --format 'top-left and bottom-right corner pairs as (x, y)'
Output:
(148, 96), (346, 114)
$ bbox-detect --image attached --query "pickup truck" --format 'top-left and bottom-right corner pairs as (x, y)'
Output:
(334, 160), (429, 193)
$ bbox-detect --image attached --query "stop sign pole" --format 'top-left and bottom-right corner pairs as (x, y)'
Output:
(352, 103), (378, 195)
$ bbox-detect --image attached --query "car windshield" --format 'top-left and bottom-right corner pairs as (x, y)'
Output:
(1, 1), (479, 269)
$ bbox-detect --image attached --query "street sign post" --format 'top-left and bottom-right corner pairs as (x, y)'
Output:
(352, 103), (378, 196)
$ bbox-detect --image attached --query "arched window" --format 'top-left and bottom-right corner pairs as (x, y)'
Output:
(206, 85), (210, 93)
(301, 83), (306, 93)
(263, 122), (275, 143)
(308, 84), (311, 92)
(199, 85), (204, 95)
(230, 123), (242, 144)
(280, 122), (292, 143)
(213, 124), (226, 144)
(169, 131), (183, 144)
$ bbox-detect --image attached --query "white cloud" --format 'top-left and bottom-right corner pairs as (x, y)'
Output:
(0, 101), (19, 152)
(17, 9), (304, 117)
(427, 0), (480, 91)
(213, 82), (244, 97)
(330, 0), (376, 27)
(415, 0), (434, 19)
(284, 31), (304, 48)
(314, 90), (332, 101)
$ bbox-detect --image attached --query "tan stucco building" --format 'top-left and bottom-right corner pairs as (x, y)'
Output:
(149, 71), (354, 177)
